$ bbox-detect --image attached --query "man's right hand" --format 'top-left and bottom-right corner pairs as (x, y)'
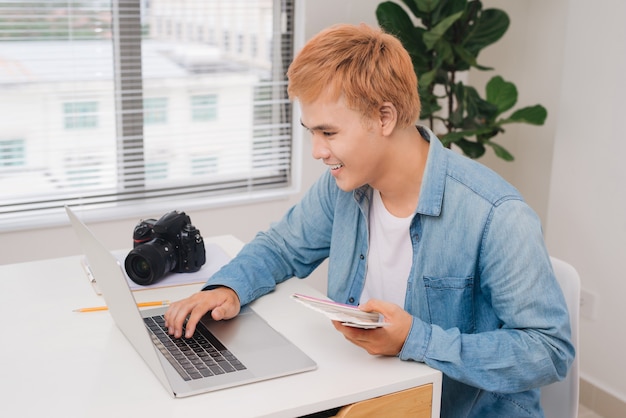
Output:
(163, 287), (241, 339)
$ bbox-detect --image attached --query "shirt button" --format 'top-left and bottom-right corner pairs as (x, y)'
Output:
(349, 297), (355, 303)
(359, 254), (365, 260)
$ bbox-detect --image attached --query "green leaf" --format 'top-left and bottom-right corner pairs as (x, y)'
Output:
(434, 39), (455, 65)
(504, 105), (548, 125)
(455, 138), (486, 159)
(376, 2), (418, 46)
(376, 2), (413, 36)
(442, 130), (471, 143)
(486, 76), (518, 114)
(377, 2), (429, 68)
(476, 126), (504, 142)
(418, 85), (441, 120)
(419, 99), (441, 120)
(399, 0), (422, 17)
(410, 27), (432, 70)
(461, 84), (499, 122)
(414, 0), (440, 13)
(423, 11), (464, 50)
(486, 141), (514, 161)
(437, 0), (468, 24)
(464, 9), (510, 55)
(451, 44), (493, 71)
(418, 68), (437, 90)
(441, 127), (497, 143)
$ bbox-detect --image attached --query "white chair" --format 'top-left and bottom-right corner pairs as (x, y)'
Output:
(540, 257), (581, 418)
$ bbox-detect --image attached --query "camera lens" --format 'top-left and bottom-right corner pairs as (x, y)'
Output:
(124, 239), (176, 285)
(130, 257), (151, 280)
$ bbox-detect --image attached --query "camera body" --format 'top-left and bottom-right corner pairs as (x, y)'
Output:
(124, 211), (206, 285)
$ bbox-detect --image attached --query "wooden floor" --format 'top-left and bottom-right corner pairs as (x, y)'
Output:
(579, 403), (605, 418)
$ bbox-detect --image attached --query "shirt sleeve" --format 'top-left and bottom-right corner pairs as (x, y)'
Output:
(202, 171), (336, 306)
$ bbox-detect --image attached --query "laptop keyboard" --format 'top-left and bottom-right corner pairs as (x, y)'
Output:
(144, 315), (247, 381)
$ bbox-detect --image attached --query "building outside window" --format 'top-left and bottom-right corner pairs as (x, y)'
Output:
(191, 94), (218, 122)
(0, 0), (296, 230)
(64, 102), (99, 130)
(0, 139), (25, 168)
(144, 98), (169, 125)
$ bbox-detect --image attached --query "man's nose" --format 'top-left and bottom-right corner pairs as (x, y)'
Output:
(310, 135), (329, 160)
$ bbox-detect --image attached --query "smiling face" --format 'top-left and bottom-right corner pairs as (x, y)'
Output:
(288, 24), (423, 195)
(300, 95), (390, 192)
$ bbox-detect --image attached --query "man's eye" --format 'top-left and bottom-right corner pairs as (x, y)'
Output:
(323, 131), (335, 137)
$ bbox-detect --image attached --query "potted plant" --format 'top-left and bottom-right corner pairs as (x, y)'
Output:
(376, 0), (547, 160)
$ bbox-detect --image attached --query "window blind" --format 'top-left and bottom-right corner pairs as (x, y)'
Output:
(0, 0), (296, 230)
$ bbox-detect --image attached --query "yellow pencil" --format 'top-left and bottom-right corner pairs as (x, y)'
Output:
(73, 300), (170, 313)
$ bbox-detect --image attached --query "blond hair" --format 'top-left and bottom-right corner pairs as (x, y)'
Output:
(287, 23), (420, 127)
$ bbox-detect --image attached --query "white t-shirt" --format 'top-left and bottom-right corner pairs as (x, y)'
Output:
(360, 189), (413, 307)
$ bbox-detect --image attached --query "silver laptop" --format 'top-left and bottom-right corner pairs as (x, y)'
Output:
(66, 206), (316, 398)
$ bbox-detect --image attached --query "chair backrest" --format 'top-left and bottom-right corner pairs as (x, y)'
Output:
(540, 256), (580, 418)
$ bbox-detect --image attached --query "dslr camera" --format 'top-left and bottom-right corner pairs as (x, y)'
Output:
(124, 211), (206, 285)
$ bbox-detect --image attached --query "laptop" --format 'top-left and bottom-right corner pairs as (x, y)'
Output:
(66, 206), (317, 398)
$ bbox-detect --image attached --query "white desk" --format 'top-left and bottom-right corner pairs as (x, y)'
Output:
(0, 235), (441, 418)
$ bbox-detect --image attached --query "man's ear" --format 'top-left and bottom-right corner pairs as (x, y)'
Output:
(379, 102), (398, 136)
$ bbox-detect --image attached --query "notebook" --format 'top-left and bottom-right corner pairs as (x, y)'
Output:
(66, 206), (317, 398)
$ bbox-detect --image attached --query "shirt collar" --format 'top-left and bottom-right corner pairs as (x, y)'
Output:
(415, 126), (447, 217)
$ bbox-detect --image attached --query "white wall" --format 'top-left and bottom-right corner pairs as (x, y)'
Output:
(470, 0), (568, 225)
(544, 0), (626, 402)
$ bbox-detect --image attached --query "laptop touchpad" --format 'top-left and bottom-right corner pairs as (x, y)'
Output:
(202, 307), (291, 352)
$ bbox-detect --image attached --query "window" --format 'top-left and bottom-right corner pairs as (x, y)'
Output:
(64, 102), (99, 130)
(144, 98), (168, 125)
(191, 94), (218, 122)
(146, 161), (169, 181)
(192, 156), (219, 176)
(0, 139), (25, 168)
(0, 0), (297, 230)
(64, 155), (102, 188)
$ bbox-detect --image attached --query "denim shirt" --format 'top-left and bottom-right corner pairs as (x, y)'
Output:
(205, 127), (574, 417)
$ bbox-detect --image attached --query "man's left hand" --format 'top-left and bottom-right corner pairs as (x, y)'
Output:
(332, 299), (413, 356)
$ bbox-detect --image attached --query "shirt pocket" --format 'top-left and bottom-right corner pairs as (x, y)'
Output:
(423, 276), (475, 333)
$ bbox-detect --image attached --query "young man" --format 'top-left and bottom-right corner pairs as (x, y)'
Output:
(165, 24), (574, 417)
